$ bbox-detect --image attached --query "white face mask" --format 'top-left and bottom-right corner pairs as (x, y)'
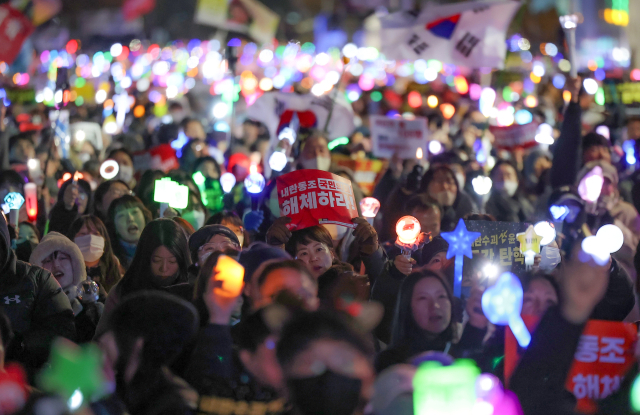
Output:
(74, 234), (105, 264)
(539, 246), (561, 272)
(432, 191), (456, 207)
(322, 224), (348, 242)
(300, 156), (331, 171)
(118, 165), (134, 183)
(497, 180), (519, 197)
(183, 209), (205, 230)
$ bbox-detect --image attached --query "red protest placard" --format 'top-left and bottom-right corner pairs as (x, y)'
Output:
(489, 121), (539, 151)
(0, 5), (34, 64)
(505, 317), (636, 414)
(276, 170), (359, 231)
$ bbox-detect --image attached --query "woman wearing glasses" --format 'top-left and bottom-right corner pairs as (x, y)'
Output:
(47, 177), (94, 234)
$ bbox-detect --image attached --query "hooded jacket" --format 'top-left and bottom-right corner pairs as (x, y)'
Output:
(0, 213), (75, 371)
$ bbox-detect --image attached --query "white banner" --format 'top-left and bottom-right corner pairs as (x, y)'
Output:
(380, 1), (522, 69)
(371, 115), (428, 159)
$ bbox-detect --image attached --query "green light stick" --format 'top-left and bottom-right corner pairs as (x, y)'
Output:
(154, 178), (189, 216)
(413, 359), (480, 415)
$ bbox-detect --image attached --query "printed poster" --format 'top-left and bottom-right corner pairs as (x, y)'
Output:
(370, 115), (428, 159)
(466, 220), (529, 275)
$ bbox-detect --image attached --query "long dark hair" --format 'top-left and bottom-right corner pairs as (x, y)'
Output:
(390, 270), (455, 352)
(58, 178), (94, 214)
(420, 165), (460, 197)
(117, 219), (191, 298)
(106, 195), (152, 269)
(93, 179), (130, 222)
(67, 214), (121, 293)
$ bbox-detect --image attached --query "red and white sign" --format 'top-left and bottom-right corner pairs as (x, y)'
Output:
(371, 115), (428, 159)
(0, 5), (34, 64)
(490, 122), (540, 150)
(133, 144), (179, 174)
(505, 316), (636, 414)
(277, 170), (359, 231)
(123, 0), (156, 21)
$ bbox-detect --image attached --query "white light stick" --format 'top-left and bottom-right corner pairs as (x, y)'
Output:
(533, 221), (556, 246)
(27, 158), (43, 185)
(4, 193), (24, 227)
(100, 160), (119, 180)
(581, 224), (624, 265)
(113, 92), (132, 129)
(220, 173), (236, 194)
(559, 15), (579, 78)
(360, 197), (381, 225)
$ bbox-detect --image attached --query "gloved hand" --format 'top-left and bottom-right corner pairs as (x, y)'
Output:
(352, 217), (378, 255)
(243, 210), (265, 232)
(266, 216), (292, 246)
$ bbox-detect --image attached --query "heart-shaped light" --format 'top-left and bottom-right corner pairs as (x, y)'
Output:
(3, 193), (24, 210)
(581, 224), (624, 265)
(482, 272), (531, 348)
(549, 204), (569, 221)
(533, 221), (556, 246)
(578, 165), (604, 203)
(472, 176), (492, 196)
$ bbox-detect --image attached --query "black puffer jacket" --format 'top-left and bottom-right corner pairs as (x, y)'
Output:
(0, 213), (75, 372)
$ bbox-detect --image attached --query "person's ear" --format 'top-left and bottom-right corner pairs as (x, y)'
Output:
(124, 337), (144, 383)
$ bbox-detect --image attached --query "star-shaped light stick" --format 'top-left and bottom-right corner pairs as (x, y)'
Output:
(38, 338), (105, 410)
(516, 225), (542, 269)
(441, 219), (481, 298)
(482, 272), (531, 348)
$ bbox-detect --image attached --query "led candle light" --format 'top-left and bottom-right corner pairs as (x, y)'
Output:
(559, 14), (579, 78)
(482, 272), (531, 348)
(214, 255), (245, 298)
(580, 224), (624, 265)
(153, 178), (189, 217)
(395, 216), (422, 259)
(99, 160), (119, 180)
(24, 183), (37, 222)
(244, 172), (266, 210)
(4, 193), (24, 227)
(220, 173), (237, 194)
(441, 219), (481, 298)
(413, 359), (480, 415)
(516, 225), (542, 269)
(360, 197), (380, 225)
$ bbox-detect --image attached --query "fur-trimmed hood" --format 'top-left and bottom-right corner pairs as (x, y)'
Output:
(29, 232), (86, 289)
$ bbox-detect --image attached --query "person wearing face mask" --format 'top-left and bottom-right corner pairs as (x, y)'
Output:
(106, 195), (152, 271)
(182, 194), (207, 231)
(296, 134), (333, 171)
(485, 160), (534, 223)
(30, 232), (103, 343)
(376, 271), (486, 373)
(47, 177), (93, 235)
(107, 149), (136, 190)
(420, 165), (477, 232)
(95, 291), (199, 415)
(95, 219), (193, 340)
(68, 215), (122, 293)
(276, 311), (376, 415)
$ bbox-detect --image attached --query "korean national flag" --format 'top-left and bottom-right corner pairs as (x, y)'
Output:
(380, 1), (522, 69)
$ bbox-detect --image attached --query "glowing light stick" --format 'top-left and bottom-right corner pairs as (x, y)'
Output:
(533, 221), (556, 246)
(413, 359), (480, 415)
(441, 219), (481, 298)
(580, 224), (624, 265)
(550, 204), (570, 221)
(113, 91), (132, 129)
(244, 172), (265, 211)
(631, 373), (640, 411)
(269, 150), (288, 172)
(360, 197), (380, 225)
(154, 178), (189, 216)
(100, 160), (119, 180)
(4, 193), (24, 227)
(472, 176), (492, 196)
(220, 173), (236, 194)
(482, 272), (531, 348)
(0, 364), (28, 413)
(395, 216), (421, 259)
(578, 165), (604, 204)
(24, 183), (37, 222)
(516, 225), (541, 269)
(213, 255), (245, 298)
(559, 14), (579, 78)
(27, 158), (42, 185)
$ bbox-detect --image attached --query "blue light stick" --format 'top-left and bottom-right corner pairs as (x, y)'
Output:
(482, 272), (531, 348)
(440, 219), (481, 298)
(4, 192), (25, 227)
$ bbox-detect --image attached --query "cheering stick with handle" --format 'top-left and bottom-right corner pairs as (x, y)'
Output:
(560, 14), (579, 78)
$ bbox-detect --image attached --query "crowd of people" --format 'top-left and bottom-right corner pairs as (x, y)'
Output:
(0, 72), (638, 415)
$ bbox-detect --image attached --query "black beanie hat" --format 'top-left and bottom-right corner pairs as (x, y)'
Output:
(419, 236), (449, 265)
(582, 132), (610, 151)
(108, 291), (199, 365)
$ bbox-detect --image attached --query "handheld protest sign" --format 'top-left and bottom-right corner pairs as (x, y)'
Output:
(482, 272), (531, 348)
(276, 170), (359, 231)
(516, 225), (541, 269)
(395, 216), (421, 259)
(24, 183), (37, 222)
(360, 197), (380, 225)
(4, 192), (24, 227)
(441, 219), (481, 298)
(214, 255), (245, 298)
